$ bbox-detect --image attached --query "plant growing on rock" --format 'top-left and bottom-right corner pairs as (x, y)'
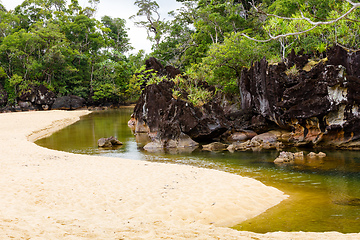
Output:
(285, 64), (299, 76)
(172, 75), (215, 107)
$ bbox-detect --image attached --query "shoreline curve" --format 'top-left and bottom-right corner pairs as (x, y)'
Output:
(0, 110), (359, 239)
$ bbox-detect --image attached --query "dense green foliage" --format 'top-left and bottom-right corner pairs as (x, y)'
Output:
(150, 0), (359, 99)
(0, 0), (359, 107)
(0, 0), (141, 105)
(132, 0), (358, 102)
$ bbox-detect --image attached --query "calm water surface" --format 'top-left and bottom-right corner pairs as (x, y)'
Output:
(36, 109), (360, 233)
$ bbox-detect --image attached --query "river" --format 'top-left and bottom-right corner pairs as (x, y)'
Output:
(36, 108), (360, 233)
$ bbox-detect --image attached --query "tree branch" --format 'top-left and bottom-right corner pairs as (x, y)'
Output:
(243, 0), (360, 42)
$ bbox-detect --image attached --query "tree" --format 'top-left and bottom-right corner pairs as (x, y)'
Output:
(151, 3), (197, 67)
(241, 0), (360, 52)
(0, 21), (71, 98)
(130, 0), (163, 48)
(101, 16), (132, 53)
(0, 8), (20, 44)
(198, 32), (266, 95)
(0, 0), (135, 104)
(0, 3), (6, 12)
(14, 0), (67, 30)
(178, 0), (263, 67)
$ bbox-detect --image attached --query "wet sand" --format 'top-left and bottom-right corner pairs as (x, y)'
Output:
(0, 110), (359, 239)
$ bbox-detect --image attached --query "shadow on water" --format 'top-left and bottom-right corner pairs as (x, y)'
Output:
(36, 109), (360, 233)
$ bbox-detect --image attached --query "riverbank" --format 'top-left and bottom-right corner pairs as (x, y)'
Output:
(0, 110), (359, 239)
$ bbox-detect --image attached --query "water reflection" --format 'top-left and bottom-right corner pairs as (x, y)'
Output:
(36, 109), (360, 233)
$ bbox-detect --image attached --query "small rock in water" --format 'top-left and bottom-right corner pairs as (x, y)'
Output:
(333, 197), (360, 206)
(202, 142), (228, 151)
(294, 151), (304, 159)
(317, 152), (326, 158)
(98, 136), (123, 148)
(307, 152), (326, 158)
(274, 151), (295, 164)
(307, 152), (317, 158)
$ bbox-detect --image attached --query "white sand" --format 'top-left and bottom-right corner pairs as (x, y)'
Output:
(0, 110), (359, 239)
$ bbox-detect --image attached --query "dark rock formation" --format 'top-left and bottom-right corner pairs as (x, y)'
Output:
(287, 49), (310, 69)
(145, 57), (164, 74)
(240, 45), (360, 149)
(98, 136), (123, 148)
(165, 65), (181, 79)
(0, 83), (8, 107)
(18, 84), (56, 110)
(139, 57), (181, 87)
(18, 100), (36, 110)
(132, 80), (231, 149)
(131, 47), (360, 152)
(52, 95), (86, 110)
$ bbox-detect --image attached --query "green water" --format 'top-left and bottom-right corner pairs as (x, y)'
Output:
(36, 109), (360, 233)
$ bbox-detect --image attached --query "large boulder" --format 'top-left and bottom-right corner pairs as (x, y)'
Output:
(52, 95), (86, 110)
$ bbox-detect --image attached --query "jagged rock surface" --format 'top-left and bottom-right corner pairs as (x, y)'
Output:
(139, 57), (181, 88)
(240, 46), (360, 149)
(132, 80), (230, 150)
(132, 48), (360, 151)
(18, 84), (56, 110)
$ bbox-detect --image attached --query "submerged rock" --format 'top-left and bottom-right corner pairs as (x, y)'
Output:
(333, 197), (360, 206)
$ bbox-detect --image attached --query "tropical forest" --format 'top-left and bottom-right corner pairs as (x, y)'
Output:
(0, 0), (358, 109)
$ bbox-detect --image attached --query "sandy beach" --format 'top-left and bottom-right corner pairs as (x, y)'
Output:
(0, 110), (359, 239)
